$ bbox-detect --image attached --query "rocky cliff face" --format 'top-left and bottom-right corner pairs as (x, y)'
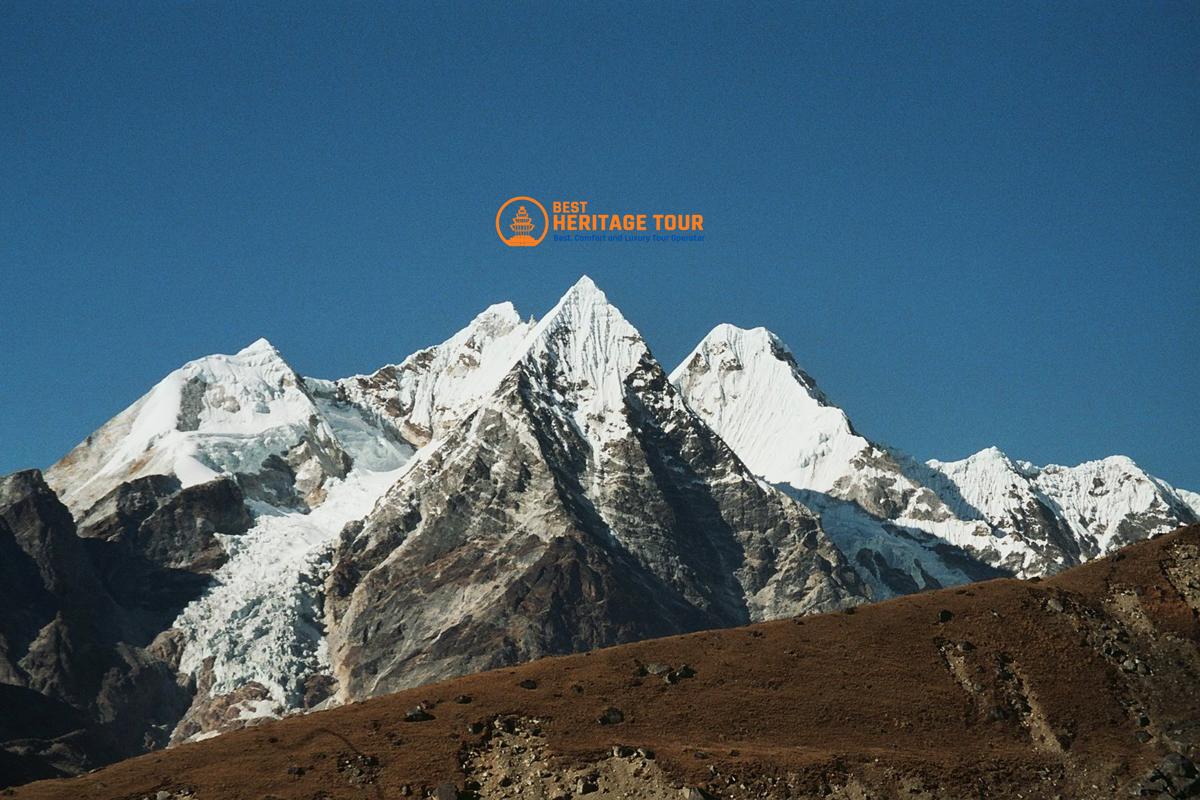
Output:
(73, 475), (253, 635)
(0, 471), (191, 784)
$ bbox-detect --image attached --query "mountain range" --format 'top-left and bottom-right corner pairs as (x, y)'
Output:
(2, 276), (1196, 785)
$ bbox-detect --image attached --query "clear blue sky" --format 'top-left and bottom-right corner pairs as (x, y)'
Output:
(1, 2), (1197, 488)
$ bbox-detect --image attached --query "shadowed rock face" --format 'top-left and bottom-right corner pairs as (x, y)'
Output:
(325, 289), (866, 701)
(74, 475), (253, 636)
(0, 471), (122, 704)
(0, 471), (218, 782)
(78, 475), (252, 570)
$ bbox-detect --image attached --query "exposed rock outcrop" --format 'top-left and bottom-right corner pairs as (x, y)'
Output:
(0, 471), (191, 782)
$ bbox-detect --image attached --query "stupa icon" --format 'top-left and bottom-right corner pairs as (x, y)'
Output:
(507, 205), (538, 246)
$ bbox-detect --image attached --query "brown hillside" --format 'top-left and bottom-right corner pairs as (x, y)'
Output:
(9, 526), (1199, 800)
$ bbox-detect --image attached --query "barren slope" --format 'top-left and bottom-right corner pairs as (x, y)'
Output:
(9, 526), (1199, 800)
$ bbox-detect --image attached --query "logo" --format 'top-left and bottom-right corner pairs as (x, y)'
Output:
(496, 195), (705, 246)
(496, 196), (549, 247)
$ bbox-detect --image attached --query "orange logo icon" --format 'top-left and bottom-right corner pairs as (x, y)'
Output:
(496, 196), (548, 247)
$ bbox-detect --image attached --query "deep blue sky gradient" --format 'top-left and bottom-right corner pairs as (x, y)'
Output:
(2, 2), (1197, 486)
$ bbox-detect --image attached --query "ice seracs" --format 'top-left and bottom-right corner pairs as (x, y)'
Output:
(170, 462), (409, 741)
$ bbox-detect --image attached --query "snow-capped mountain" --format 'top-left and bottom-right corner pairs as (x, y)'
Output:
(3, 276), (1195, 779)
(1181, 488), (1200, 517)
(671, 323), (1197, 578)
(325, 302), (534, 448)
(163, 304), (538, 734)
(45, 339), (368, 516)
(39, 338), (417, 742)
(926, 448), (1199, 565)
(670, 325), (1007, 592)
(669, 323), (866, 494)
(324, 277), (866, 698)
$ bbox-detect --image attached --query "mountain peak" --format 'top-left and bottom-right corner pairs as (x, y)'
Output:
(46, 338), (347, 515)
(335, 278), (640, 452)
(971, 445), (1014, 465)
(706, 321), (775, 341)
(237, 337), (278, 357)
(672, 326), (863, 493)
(332, 297), (536, 449)
(1077, 453), (1140, 472)
(698, 323), (791, 362)
(567, 273), (601, 296)
(473, 301), (521, 327)
(514, 278), (648, 435)
(674, 323), (823, 402)
(927, 447), (1027, 485)
(531, 276), (637, 345)
(530, 276), (625, 329)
